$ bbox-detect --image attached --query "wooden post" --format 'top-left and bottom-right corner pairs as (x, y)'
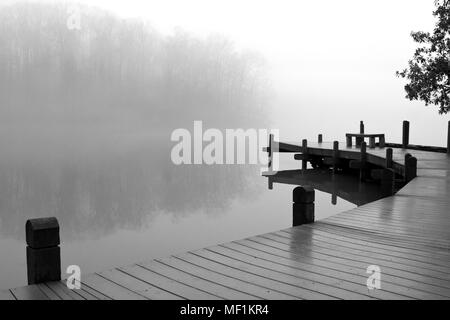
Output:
(386, 148), (393, 169)
(292, 186), (315, 226)
(369, 137), (376, 149)
(26, 217), (61, 285)
(379, 135), (386, 148)
(318, 134), (323, 143)
(331, 194), (337, 205)
(360, 142), (367, 181)
(302, 139), (308, 170)
(333, 141), (339, 174)
(268, 176), (273, 190)
(405, 154), (417, 183)
(356, 121), (364, 147)
(268, 134), (273, 172)
(380, 169), (395, 197)
(371, 168), (395, 197)
(346, 134), (352, 147)
(402, 120), (410, 148)
(447, 121), (450, 155)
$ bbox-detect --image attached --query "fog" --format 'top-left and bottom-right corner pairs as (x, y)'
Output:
(0, 0), (448, 290)
(1, 0), (448, 145)
(17, 0), (446, 145)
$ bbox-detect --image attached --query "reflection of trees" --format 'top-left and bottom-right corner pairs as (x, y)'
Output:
(0, 2), (270, 241)
(0, 144), (261, 241)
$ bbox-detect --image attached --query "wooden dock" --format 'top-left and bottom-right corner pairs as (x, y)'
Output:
(2, 139), (450, 300)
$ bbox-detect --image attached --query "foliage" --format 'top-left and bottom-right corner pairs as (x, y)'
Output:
(397, 0), (450, 114)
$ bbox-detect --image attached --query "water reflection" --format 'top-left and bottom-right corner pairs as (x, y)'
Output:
(0, 142), (261, 241)
(265, 169), (387, 206)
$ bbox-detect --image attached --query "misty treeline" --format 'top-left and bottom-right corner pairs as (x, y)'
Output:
(0, 2), (270, 134)
(0, 2), (267, 238)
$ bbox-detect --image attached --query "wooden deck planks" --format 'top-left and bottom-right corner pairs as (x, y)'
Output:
(5, 143), (450, 300)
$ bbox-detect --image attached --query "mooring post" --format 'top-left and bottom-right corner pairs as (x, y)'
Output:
(26, 217), (61, 285)
(379, 135), (386, 148)
(346, 135), (352, 147)
(268, 134), (274, 172)
(268, 177), (273, 190)
(332, 141), (339, 174)
(405, 154), (417, 183)
(447, 121), (450, 155)
(360, 142), (367, 181)
(369, 136), (376, 149)
(402, 120), (410, 149)
(386, 148), (393, 169)
(318, 134), (323, 144)
(292, 186), (315, 226)
(331, 194), (337, 205)
(355, 121), (364, 147)
(302, 139), (308, 170)
(380, 169), (395, 197)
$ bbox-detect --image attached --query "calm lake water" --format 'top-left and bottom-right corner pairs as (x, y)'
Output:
(0, 134), (360, 290)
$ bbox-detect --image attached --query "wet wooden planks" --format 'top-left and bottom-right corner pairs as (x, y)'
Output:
(5, 144), (450, 300)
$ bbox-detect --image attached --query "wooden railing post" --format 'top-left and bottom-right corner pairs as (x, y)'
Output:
(346, 134), (352, 147)
(293, 186), (315, 226)
(371, 168), (395, 197)
(26, 217), (61, 285)
(332, 141), (339, 174)
(268, 134), (274, 172)
(302, 139), (308, 170)
(355, 121), (364, 147)
(386, 148), (393, 169)
(405, 154), (417, 183)
(402, 120), (410, 148)
(380, 169), (395, 197)
(360, 142), (367, 181)
(369, 136), (376, 149)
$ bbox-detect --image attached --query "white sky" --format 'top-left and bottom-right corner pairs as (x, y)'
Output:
(2, 0), (449, 144)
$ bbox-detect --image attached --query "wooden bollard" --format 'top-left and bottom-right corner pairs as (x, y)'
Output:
(346, 135), (352, 147)
(331, 193), (337, 205)
(369, 137), (376, 149)
(386, 148), (393, 169)
(355, 121), (364, 147)
(318, 134), (323, 143)
(405, 154), (417, 183)
(372, 169), (395, 197)
(447, 121), (450, 155)
(302, 139), (308, 170)
(332, 141), (339, 174)
(360, 142), (367, 181)
(268, 134), (274, 172)
(292, 186), (315, 226)
(26, 217), (61, 285)
(402, 120), (410, 148)
(379, 135), (386, 148)
(381, 169), (395, 196)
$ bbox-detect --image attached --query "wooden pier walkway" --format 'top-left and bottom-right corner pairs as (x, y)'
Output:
(2, 141), (450, 300)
